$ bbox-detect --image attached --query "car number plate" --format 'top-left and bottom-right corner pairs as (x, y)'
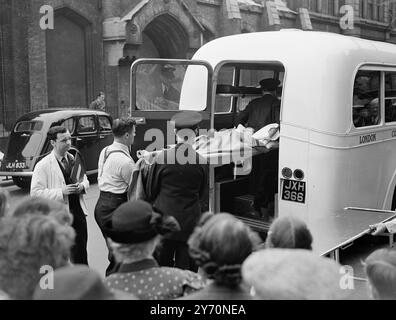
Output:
(281, 179), (306, 204)
(5, 161), (27, 170)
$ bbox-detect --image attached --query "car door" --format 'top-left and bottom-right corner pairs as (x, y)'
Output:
(75, 115), (99, 173)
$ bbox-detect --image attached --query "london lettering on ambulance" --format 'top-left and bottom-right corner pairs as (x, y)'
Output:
(359, 133), (376, 144)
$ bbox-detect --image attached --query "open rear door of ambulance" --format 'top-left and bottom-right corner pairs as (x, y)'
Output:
(130, 59), (213, 161)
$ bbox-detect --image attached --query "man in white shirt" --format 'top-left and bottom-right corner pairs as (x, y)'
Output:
(94, 118), (136, 275)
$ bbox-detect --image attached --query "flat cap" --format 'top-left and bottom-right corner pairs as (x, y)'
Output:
(171, 111), (203, 130)
(161, 64), (176, 79)
(259, 78), (280, 91)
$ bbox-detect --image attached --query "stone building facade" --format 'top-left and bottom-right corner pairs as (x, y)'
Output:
(1, 0), (396, 140)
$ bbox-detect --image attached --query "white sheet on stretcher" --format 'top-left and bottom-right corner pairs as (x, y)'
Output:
(137, 124), (279, 175)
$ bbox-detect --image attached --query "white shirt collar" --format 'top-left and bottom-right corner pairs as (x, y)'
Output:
(112, 141), (131, 154)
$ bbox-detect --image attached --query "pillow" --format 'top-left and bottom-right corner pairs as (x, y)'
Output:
(252, 123), (280, 141)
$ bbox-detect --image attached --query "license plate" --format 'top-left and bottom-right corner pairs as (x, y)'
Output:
(5, 161), (27, 170)
(281, 179), (306, 203)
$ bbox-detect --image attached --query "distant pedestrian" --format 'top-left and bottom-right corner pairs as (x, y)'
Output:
(94, 118), (136, 276)
(90, 91), (106, 111)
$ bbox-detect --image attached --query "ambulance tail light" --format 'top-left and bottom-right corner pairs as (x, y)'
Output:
(293, 169), (304, 180)
(281, 167), (293, 179)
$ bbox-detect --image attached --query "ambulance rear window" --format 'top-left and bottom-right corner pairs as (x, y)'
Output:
(353, 70), (381, 128)
(14, 121), (43, 132)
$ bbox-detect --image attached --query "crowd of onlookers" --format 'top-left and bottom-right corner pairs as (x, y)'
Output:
(1, 186), (396, 300)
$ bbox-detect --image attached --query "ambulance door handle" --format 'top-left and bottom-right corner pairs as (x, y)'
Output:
(340, 242), (354, 250)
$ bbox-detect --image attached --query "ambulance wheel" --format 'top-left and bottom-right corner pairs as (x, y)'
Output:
(12, 176), (31, 190)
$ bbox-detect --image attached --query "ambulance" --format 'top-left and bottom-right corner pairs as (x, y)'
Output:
(130, 30), (396, 260)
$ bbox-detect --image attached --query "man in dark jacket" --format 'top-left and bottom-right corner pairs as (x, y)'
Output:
(237, 78), (280, 132)
(148, 111), (208, 271)
(238, 78), (281, 219)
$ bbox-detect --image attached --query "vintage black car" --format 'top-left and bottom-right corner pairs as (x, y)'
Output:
(0, 109), (113, 189)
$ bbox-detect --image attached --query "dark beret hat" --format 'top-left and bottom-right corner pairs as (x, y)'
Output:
(171, 111), (203, 130)
(104, 200), (180, 244)
(259, 78), (280, 91)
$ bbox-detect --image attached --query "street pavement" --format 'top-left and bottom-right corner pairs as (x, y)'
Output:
(1, 176), (391, 299)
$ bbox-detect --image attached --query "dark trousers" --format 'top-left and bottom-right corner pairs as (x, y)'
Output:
(69, 200), (88, 265)
(94, 191), (128, 276)
(158, 239), (198, 272)
(252, 150), (279, 213)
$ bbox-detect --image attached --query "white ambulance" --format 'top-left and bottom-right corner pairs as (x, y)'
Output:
(130, 30), (396, 260)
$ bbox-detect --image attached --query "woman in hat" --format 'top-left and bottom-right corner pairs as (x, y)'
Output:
(182, 212), (261, 300)
(104, 200), (206, 300)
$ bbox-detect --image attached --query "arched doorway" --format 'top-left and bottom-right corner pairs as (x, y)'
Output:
(140, 14), (189, 59)
(46, 8), (92, 108)
(119, 14), (189, 116)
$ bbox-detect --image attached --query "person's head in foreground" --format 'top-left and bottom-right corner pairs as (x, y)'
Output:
(12, 197), (72, 226)
(242, 249), (348, 300)
(364, 248), (396, 300)
(266, 215), (313, 250)
(188, 212), (261, 288)
(0, 214), (75, 299)
(105, 200), (180, 264)
(33, 264), (137, 300)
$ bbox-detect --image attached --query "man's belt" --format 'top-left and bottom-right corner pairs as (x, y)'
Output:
(99, 191), (128, 200)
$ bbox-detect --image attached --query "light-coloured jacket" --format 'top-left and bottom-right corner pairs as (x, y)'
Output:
(30, 151), (89, 215)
